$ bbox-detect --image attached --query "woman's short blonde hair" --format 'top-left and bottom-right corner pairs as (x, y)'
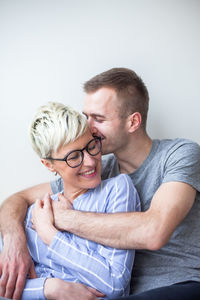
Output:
(30, 102), (88, 158)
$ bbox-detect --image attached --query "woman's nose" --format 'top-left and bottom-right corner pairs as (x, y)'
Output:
(82, 151), (96, 166)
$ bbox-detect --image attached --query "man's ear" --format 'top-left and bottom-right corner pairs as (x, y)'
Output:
(127, 112), (142, 133)
(41, 159), (56, 173)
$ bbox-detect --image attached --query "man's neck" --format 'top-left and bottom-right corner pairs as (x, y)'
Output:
(115, 132), (152, 174)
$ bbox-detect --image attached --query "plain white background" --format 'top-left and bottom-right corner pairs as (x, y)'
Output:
(0, 0), (200, 204)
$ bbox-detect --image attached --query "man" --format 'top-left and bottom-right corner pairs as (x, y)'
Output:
(0, 67), (200, 300)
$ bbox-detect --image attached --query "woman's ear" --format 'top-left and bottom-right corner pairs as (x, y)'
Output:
(41, 159), (56, 173)
(127, 112), (142, 133)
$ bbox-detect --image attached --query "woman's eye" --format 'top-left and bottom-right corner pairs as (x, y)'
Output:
(89, 144), (96, 151)
(68, 152), (79, 160)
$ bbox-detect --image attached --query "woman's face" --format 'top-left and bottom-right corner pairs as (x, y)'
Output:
(50, 129), (102, 198)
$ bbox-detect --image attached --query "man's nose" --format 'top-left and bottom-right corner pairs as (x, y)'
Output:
(88, 117), (98, 135)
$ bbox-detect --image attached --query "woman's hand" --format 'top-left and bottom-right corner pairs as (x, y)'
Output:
(44, 278), (104, 300)
(52, 193), (74, 231)
(32, 193), (58, 245)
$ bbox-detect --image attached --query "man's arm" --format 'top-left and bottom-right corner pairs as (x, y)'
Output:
(0, 182), (52, 300)
(53, 181), (196, 250)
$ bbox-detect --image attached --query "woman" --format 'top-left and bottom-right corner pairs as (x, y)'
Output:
(23, 102), (140, 299)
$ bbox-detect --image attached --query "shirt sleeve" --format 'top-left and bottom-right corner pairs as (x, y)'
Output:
(163, 140), (200, 192)
(46, 174), (140, 298)
(21, 277), (46, 300)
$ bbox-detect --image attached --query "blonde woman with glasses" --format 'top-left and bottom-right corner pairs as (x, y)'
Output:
(21, 102), (140, 300)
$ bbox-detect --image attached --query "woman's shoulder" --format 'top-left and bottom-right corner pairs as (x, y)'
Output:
(101, 174), (132, 189)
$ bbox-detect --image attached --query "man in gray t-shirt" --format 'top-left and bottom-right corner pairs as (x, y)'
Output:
(52, 138), (200, 296)
(1, 68), (200, 300)
(103, 139), (200, 295)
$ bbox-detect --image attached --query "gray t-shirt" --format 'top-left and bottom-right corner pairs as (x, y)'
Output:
(51, 138), (200, 294)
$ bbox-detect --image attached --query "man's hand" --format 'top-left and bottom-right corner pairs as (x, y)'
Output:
(44, 278), (104, 300)
(32, 194), (58, 245)
(0, 182), (52, 300)
(52, 193), (73, 231)
(0, 235), (36, 300)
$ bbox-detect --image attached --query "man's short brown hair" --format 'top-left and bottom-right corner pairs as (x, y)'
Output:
(84, 67), (149, 129)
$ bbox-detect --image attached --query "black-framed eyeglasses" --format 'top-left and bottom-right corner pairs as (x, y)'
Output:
(45, 136), (102, 168)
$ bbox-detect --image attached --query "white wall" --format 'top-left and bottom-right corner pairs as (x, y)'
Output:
(0, 0), (200, 203)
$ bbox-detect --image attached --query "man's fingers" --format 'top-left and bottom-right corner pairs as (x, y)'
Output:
(57, 193), (73, 209)
(57, 193), (67, 203)
(12, 259), (32, 300)
(44, 192), (51, 200)
(12, 272), (27, 300)
(0, 258), (30, 300)
(43, 193), (52, 209)
(0, 265), (17, 299)
(31, 219), (35, 229)
(0, 240), (33, 300)
(35, 198), (42, 209)
(28, 261), (37, 279)
(4, 271), (17, 299)
(87, 287), (105, 297)
(0, 269), (8, 297)
(13, 255), (34, 300)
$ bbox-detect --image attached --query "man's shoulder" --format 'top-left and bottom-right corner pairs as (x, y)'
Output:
(155, 138), (200, 157)
(155, 138), (200, 189)
(137, 138), (200, 185)
(159, 137), (199, 147)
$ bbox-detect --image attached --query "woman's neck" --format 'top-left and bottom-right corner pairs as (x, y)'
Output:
(63, 183), (88, 204)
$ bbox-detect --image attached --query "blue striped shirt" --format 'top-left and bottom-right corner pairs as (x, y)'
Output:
(23, 174), (141, 299)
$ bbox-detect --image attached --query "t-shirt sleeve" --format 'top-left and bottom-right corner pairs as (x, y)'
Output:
(50, 177), (64, 194)
(162, 140), (200, 192)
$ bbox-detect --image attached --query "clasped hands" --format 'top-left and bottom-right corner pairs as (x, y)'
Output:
(31, 193), (73, 245)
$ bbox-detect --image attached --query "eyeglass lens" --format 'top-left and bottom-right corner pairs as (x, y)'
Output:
(66, 138), (101, 167)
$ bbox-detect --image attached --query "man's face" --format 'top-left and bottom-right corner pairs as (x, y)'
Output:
(83, 87), (129, 155)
